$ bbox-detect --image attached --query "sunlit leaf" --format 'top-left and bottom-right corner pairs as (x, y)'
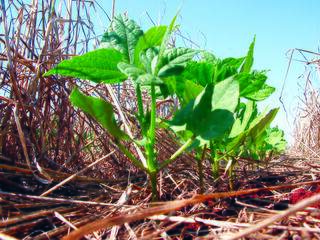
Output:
(158, 48), (198, 77)
(162, 76), (203, 106)
(265, 127), (287, 152)
(44, 49), (126, 84)
(211, 76), (239, 112)
(117, 62), (145, 79)
(213, 57), (245, 83)
(229, 100), (254, 138)
(170, 78), (239, 142)
(237, 71), (266, 97)
(136, 73), (163, 85)
(101, 14), (143, 63)
(182, 61), (214, 86)
(244, 83), (275, 101)
(134, 26), (167, 65)
(140, 47), (159, 74)
(241, 36), (255, 73)
(70, 88), (129, 140)
(248, 108), (279, 139)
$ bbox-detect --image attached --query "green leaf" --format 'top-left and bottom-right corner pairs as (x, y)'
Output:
(194, 109), (235, 141)
(213, 57), (245, 83)
(221, 57), (245, 70)
(178, 80), (204, 106)
(181, 61), (214, 86)
(134, 26), (167, 65)
(70, 88), (129, 140)
(241, 125), (287, 161)
(158, 14), (178, 59)
(240, 101), (255, 130)
(229, 119), (242, 140)
(170, 78), (239, 142)
(200, 51), (216, 63)
(225, 132), (247, 153)
(211, 76), (239, 112)
(249, 108), (279, 139)
(139, 47), (159, 74)
(169, 99), (193, 133)
(136, 73), (163, 86)
(241, 36), (255, 73)
(155, 13), (178, 74)
(192, 78), (239, 141)
(161, 61), (212, 105)
(267, 128), (287, 153)
(229, 100), (254, 138)
(162, 76), (203, 106)
(158, 48), (198, 77)
(244, 83), (275, 101)
(44, 49), (127, 84)
(237, 72), (266, 97)
(226, 107), (278, 154)
(117, 62), (145, 79)
(101, 14), (143, 63)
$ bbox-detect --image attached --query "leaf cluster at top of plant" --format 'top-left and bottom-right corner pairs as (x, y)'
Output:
(44, 13), (287, 199)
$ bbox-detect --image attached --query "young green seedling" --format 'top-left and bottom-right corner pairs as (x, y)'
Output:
(44, 14), (286, 197)
(165, 37), (285, 190)
(44, 14), (201, 200)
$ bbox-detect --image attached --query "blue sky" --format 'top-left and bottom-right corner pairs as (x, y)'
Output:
(98, 0), (320, 143)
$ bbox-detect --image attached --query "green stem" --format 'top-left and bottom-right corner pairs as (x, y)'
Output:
(146, 83), (157, 172)
(212, 158), (220, 180)
(149, 171), (158, 201)
(198, 145), (207, 194)
(135, 83), (146, 134)
(210, 141), (220, 179)
(149, 83), (156, 146)
(160, 137), (193, 169)
(144, 83), (158, 200)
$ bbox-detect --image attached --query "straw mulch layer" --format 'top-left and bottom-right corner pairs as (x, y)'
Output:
(1, 155), (320, 239)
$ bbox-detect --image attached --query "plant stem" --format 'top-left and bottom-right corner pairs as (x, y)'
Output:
(149, 83), (156, 144)
(212, 158), (220, 180)
(135, 83), (146, 134)
(144, 83), (158, 200)
(146, 83), (157, 172)
(149, 171), (158, 201)
(198, 145), (207, 194)
(160, 137), (193, 169)
(210, 141), (220, 179)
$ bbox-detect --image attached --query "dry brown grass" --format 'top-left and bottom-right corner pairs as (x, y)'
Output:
(291, 49), (320, 158)
(0, 0), (140, 182)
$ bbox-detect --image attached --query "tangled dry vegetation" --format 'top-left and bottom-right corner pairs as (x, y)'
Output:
(1, 1), (320, 239)
(291, 48), (320, 158)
